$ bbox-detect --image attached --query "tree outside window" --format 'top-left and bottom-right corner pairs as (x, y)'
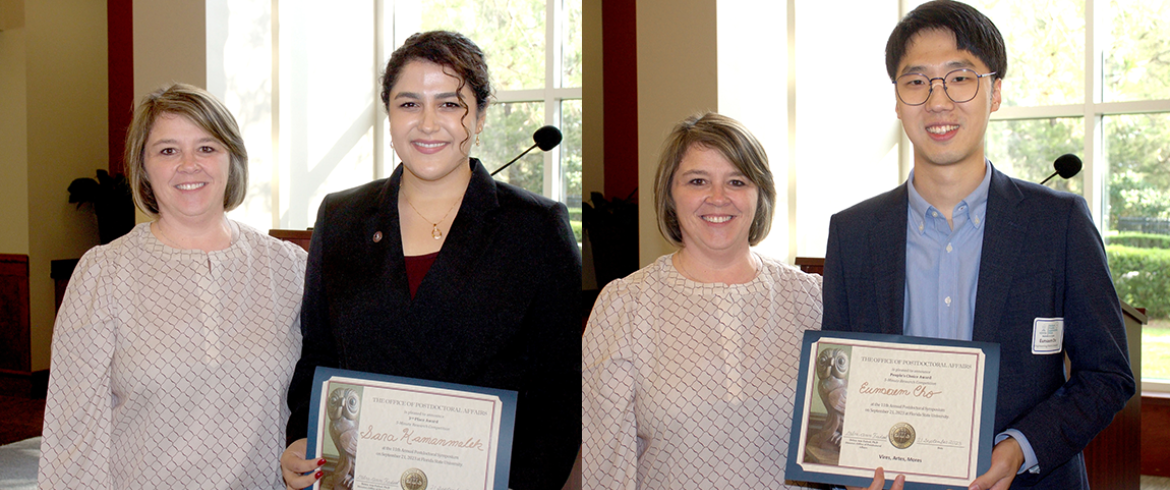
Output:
(417, 0), (583, 241)
(965, 0), (1170, 388)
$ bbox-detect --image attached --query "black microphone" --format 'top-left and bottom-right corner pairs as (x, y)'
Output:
(1039, 154), (1082, 185)
(490, 125), (563, 176)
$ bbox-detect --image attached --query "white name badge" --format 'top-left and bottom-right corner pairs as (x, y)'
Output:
(1032, 318), (1064, 355)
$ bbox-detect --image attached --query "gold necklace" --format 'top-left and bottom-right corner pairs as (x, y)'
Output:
(404, 196), (460, 240)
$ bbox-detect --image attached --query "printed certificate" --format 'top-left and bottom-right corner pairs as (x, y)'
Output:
(786, 331), (1000, 490)
(306, 367), (517, 490)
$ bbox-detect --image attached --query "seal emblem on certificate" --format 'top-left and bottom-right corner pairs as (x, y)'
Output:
(786, 331), (1000, 490)
(889, 422), (916, 449)
(401, 467), (428, 490)
(305, 367), (518, 490)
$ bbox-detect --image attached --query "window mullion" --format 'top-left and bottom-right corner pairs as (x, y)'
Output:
(991, 104), (1086, 119)
(374, 0), (391, 180)
(1085, 0), (1104, 229)
(543, 0), (560, 200)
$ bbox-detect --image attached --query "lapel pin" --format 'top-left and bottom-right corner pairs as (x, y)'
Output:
(372, 231), (383, 243)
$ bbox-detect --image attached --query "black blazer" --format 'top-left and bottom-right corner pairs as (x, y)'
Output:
(822, 165), (1134, 489)
(287, 159), (582, 490)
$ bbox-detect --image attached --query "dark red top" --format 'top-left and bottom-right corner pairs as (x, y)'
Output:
(403, 251), (440, 298)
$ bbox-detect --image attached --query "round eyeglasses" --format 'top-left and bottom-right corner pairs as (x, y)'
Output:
(893, 69), (996, 106)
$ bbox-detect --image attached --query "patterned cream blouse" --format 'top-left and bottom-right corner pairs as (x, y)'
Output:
(583, 253), (823, 489)
(38, 222), (306, 490)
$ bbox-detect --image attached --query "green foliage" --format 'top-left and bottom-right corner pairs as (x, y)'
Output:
(973, 0), (1170, 233)
(1107, 232), (1170, 249)
(479, 101), (546, 194)
(561, 100), (583, 204)
(973, 0), (1170, 377)
(1107, 244), (1170, 318)
(1104, 0), (1170, 102)
(970, 0), (1085, 106)
(419, 0), (584, 243)
(1106, 113), (1170, 227)
(562, 0), (583, 88)
(421, 0), (546, 90)
(1144, 320), (1170, 380)
(986, 118), (1083, 195)
(568, 205), (582, 242)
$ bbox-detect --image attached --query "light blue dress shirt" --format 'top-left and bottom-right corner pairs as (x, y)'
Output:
(904, 163), (988, 340)
(904, 160), (1039, 475)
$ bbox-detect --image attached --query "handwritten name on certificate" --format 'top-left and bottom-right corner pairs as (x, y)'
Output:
(310, 371), (513, 490)
(787, 331), (998, 489)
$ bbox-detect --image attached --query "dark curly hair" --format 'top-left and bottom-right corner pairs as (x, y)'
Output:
(380, 31), (492, 149)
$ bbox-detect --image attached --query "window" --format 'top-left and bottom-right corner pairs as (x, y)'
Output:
(787, 0), (904, 262)
(214, 0), (581, 240)
(964, 0), (1170, 391)
(412, 0), (584, 240)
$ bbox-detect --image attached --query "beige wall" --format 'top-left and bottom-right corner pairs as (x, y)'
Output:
(635, 0), (718, 266)
(130, 0), (207, 227)
(581, 0), (602, 290)
(23, 0), (108, 371)
(581, 0), (603, 202)
(133, 0), (206, 98)
(0, 19), (30, 255)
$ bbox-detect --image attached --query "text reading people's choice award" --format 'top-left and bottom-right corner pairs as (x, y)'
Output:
(786, 331), (999, 490)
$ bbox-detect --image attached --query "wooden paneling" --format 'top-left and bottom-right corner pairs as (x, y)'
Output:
(795, 257), (824, 276)
(0, 254), (30, 373)
(1144, 394), (1170, 477)
(269, 229), (312, 252)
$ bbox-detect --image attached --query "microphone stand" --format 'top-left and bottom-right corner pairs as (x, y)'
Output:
(491, 143), (539, 177)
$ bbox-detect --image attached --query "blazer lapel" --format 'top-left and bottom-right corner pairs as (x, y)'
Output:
(370, 167), (411, 306)
(411, 159), (500, 307)
(871, 185), (909, 335)
(972, 166), (1027, 342)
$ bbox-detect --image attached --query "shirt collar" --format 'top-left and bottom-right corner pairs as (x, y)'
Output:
(906, 159), (992, 234)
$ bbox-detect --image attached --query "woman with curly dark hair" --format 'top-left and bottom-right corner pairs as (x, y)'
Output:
(280, 31), (580, 490)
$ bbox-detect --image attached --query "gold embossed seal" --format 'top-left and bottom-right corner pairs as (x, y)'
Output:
(888, 422), (916, 449)
(400, 467), (428, 490)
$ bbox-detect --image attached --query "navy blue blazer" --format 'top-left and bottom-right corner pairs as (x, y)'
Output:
(286, 159), (582, 490)
(822, 165), (1134, 489)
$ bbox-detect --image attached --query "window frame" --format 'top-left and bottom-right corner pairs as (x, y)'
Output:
(374, 0), (582, 205)
(954, 0), (1170, 392)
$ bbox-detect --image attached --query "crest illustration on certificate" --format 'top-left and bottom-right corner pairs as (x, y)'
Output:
(306, 367), (517, 490)
(786, 331), (1000, 490)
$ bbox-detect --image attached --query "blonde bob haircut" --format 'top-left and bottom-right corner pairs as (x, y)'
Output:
(124, 83), (248, 218)
(653, 112), (776, 248)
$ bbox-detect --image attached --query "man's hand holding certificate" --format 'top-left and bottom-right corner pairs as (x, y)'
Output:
(306, 367), (517, 490)
(787, 331), (1000, 490)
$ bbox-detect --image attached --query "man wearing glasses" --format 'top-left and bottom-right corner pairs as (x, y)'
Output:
(822, 1), (1134, 489)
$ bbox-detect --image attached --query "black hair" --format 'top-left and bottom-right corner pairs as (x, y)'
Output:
(885, 0), (1007, 81)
